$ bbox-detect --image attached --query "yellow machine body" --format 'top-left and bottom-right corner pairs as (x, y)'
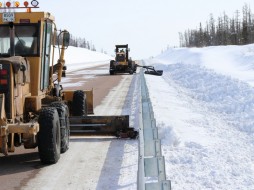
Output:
(0, 9), (97, 158)
(0, 6), (136, 163)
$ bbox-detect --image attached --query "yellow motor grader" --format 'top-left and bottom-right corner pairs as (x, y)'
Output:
(109, 44), (137, 75)
(0, 2), (137, 164)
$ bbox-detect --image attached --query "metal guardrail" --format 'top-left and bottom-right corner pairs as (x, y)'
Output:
(137, 69), (171, 190)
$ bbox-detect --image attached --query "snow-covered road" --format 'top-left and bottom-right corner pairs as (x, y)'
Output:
(22, 65), (140, 190)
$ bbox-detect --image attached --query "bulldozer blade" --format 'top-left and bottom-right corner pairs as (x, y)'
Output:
(144, 70), (163, 76)
(69, 115), (138, 138)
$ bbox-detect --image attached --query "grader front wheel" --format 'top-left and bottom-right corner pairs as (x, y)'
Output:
(38, 107), (61, 164)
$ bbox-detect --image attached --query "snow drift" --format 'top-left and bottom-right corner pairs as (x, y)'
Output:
(144, 44), (254, 189)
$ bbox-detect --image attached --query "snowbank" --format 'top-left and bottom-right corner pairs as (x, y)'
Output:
(156, 44), (254, 86)
(144, 44), (254, 189)
(54, 46), (113, 72)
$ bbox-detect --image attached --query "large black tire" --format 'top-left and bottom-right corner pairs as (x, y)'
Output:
(110, 60), (115, 67)
(133, 62), (137, 73)
(38, 107), (61, 164)
(128, 60), (134, 74)
(51, 102), (70, 153)
(72, 90), (87, 116)
(110, 60), (115, 75)
(110, 70), (115, 75)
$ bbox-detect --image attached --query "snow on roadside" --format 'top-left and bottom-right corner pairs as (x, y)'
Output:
(144, 45), (254, 189)
(155, 44), (254, 86)
(54, 46), (113, 72)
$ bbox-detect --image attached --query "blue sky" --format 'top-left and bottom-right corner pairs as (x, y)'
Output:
(38, 0), (254, 59)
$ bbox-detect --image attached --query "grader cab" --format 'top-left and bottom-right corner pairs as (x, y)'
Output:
(0, 2), (137, 164)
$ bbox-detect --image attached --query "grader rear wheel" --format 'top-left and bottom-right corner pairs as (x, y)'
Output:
(51, 102), (70, 153)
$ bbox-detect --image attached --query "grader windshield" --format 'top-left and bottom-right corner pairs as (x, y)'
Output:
(0, 24), (39, 57)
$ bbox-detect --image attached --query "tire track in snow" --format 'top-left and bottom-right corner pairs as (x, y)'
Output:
(22, 70), (136, 190)
(96, 71), (140, 190)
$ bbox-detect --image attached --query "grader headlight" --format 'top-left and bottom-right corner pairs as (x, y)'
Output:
(6, 2), (11, 7)
(31, 0), (39, 7)
(0, 1), (39, 9)
(14, 1), (20, 7)
(24, 1), (28, 7)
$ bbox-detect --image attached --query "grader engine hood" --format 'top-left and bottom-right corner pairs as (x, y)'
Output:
(0, 56), (30, 119)
(0, 56), (30, 83)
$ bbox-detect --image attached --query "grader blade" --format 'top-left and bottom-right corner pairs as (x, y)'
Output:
(69, 115), (138, 139)
(135, 64), (163, 76)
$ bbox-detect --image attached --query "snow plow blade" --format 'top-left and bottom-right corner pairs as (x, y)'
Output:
(69, 115), (138, 138)
(144, 69), (163, 76)
(136, 65), (163, 76)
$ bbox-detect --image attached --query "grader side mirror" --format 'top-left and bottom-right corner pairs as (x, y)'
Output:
(62, 70), (66, 77)
(63, 31), (70, 48)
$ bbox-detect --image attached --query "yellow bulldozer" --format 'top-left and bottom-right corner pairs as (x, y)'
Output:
(0, 2), (137, 164)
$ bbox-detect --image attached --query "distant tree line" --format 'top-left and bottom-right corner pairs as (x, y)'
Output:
(69, 34), (96, 51)
(179, 4), (254, 47)
(57, 32), (96, 51)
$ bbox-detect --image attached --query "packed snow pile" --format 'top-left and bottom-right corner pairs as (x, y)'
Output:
(54, 46), (113, 72)
(144, 44), (254, 189)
